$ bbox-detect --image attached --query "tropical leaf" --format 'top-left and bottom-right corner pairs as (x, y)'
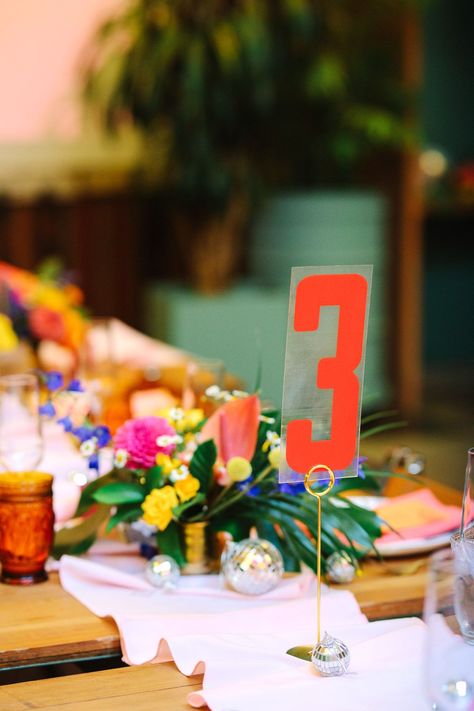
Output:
(329, 495), (384, 539)
(360, 421), (408, 439)
(173, 493), (206, 519)
(323, 507), (377, 553)
(256, 519), (300, 572)
(146, 466), (164, 492)
(156, 521), (186, 567)
(189, 440), (217, 493)
(76, 471), (120, 515)
(53, 505), (109, 558)
(92, 482), (145, 505)
(106, 503), (144, 533)
(210, 514), (251, 542)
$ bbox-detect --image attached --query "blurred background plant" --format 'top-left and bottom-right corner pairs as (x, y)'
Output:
(83, 0), (413, 290)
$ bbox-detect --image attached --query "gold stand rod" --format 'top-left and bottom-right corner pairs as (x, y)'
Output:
(304, 465), (335, 643)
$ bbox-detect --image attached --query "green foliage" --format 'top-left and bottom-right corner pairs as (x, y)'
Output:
(173, 493), (206, 519)
(189, 439), (217, 493)
(146, 466), (164, 492)
(92, 481), (146, 505)
(53, 505), (109, 558)
(156, 521), (186, 566)
(59, 402), (403, 571)
(84, 0), (416, 209)
(76, 471), (120, 516)
(250, 409), (280, 472)
(106, 503), (144, 532)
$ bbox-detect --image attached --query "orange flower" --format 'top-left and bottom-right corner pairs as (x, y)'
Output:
(200, 394), (260, 463)
(63, 309), (87, 349)
(28, 307), (65, 343)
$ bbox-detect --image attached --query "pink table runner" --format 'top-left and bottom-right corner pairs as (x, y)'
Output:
(59, 544), (427, 710)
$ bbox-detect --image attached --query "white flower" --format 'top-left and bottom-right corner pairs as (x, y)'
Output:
(204, 385), (221, 398)
(168, 407), (184, 422)
(266, 430), (281, 447)
(156, 434), (183, 447)
(114, 448), (128, 469)
(80, 439), (97, 457)
(169, 465), (189, 483)
(259, 414), (276, 425)
(130, 519), (157, 536)
(156, 435), (172, 447)
(231, 389), (249, 399)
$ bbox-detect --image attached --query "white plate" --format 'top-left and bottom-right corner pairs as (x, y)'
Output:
(347, 495), (454, 558)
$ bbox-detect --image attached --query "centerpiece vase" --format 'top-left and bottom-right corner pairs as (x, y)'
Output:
(179, 521), (219, 575)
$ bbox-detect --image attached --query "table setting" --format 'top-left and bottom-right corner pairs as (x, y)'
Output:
(0, 261), (473, 711)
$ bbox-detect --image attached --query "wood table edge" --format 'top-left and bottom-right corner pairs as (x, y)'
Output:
(0, 636), (121, 670)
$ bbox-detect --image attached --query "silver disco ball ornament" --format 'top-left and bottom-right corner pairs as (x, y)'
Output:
(326, 551), (357, 584)
(221, 537), (284, 595)
(311, 632), (350, 676)
(145, 555), (180, 590)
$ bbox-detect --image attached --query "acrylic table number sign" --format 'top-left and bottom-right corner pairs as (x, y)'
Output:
(279, 265), (372, 675)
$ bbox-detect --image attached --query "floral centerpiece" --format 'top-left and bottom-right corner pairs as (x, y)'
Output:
(55, 382), (388, 574)
(0, 260), (88, 357)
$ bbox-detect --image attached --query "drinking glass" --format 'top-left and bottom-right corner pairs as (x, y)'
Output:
(460, 448), (474, 537)
(424, 548), (474, 710)
(0, 471), (54, 584)
(78, 319), (119, 427)
(183, 358), (225, 415)
(451, 529), (474, 645)
(0, 374), (43, 471)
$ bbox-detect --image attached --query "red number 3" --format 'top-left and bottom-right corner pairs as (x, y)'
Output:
(286, 273), (368, 474)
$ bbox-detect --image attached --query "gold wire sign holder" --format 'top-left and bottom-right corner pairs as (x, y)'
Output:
(287, 465), (351, 675)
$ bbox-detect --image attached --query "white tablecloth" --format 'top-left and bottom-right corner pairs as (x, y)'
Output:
(59, 543), (427, 711)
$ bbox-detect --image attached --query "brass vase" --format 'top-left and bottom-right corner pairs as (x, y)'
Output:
(179, 521), (219, 575)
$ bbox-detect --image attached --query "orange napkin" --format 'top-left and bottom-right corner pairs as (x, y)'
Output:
(376, 488), (463, 543)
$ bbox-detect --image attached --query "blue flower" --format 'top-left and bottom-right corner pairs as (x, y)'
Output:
(237, 477), (260, 497)
(39, 401), (56, 417)
(88, 453), (99, 470)
(57, 416), (73, 432)
(139, 543), (158, 560)
(94, 425), (111, 448)
(357, 456), (368, 479)
(67, 379), (84, 392)
(72, 426), (93, 443)
(45, 371), (64, 391)
(279, 482), (306, 495)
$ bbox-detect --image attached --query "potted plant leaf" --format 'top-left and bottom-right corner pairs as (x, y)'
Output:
(83, 0), (277, 292)
(83, 0), (414, 294)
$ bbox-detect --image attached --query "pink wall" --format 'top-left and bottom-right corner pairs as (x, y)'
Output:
(0, 0), (122, 141)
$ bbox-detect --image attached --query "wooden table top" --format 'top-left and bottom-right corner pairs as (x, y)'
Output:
(0, 475), (461, 672)
(0, 664), (202, 711)
(0, 558), (432, 672)
(0, 476), (462, 709)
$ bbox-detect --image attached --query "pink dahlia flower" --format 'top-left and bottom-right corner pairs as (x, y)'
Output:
(114, 416), (176, 469)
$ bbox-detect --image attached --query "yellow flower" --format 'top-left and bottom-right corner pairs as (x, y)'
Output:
(157, 407), (203, 433)
(32, 284), (69, 312)
(142, 486), (178, 531)
(0, 314), (18, 352)
(227, 456), (252, 482)
(183, 408), (204, 430)
(174, 475), (200, 503)
(155, 453), (181, 475)
(268, 447), (281, 469)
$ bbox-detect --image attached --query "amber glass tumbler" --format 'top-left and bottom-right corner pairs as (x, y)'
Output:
(0, 472), (54, 584)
